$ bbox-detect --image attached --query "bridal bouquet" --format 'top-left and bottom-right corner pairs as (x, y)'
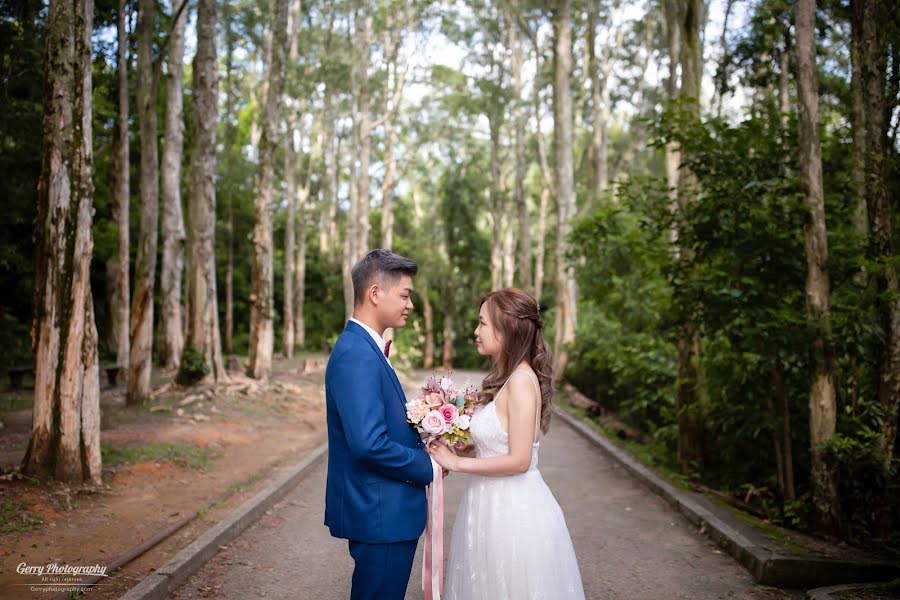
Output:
(408, 373), (475, 600)
(406, 373), (476, 448)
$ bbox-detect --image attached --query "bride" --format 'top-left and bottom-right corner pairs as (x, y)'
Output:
(426, 288), (585, 600)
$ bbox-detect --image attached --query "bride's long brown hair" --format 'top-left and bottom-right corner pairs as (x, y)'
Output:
(477, 288), (554, 434)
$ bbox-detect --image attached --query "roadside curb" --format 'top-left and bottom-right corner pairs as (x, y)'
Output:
(553, 406), (900, 589)
(117, 443), (328, 600)
(805, 580), (900, 599)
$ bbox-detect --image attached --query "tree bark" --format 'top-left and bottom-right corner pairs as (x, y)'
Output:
(248, 0), (290, 380)
(508, 5), (531, 290)
(320, 84), (337, 256)
(356, 8), (373, 259)
(489, 115), (503, 291)
(849, 0), (868, 238)
(282, 0), (303, 358)
(295, 138), (312, 350)
(128, 0), (160, 405)
(184, 0), (225, 383)
(858, 0), (900, 476)
(381, 6), (408, 250)
(319, 7), (337, 257)
(587, 0), (613, 204)
(795, 0), (841, 535)
(663, 0), (681, 211)
(533, 44), (551, 303)
(25, 0), (101, 484)
(159, 2), (187, 370)
(109, 0), (130, 370)
(222, 1), (237, 355)
(552, 0), (578, 379)
(442, 274), (455, 370)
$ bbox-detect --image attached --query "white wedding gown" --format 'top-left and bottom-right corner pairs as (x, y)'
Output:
(444, 371), (586, 600)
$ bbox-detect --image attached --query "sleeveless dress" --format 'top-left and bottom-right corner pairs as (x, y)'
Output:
(444, 370), (586, 600)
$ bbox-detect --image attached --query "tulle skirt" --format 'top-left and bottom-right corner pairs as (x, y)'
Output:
(444, 469), (586, 600)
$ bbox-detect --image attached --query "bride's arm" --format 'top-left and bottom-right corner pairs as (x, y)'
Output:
(428, 375), (537, 476)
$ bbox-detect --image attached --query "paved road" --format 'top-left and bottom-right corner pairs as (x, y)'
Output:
(170, 371), (792, 600)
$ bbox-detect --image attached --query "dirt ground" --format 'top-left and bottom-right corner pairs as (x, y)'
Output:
(0, 355), (329, 600)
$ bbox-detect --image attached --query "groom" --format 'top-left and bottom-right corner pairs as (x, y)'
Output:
(325, 249), (435, 600)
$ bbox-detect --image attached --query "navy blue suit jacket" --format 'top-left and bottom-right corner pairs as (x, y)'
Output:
(324, 320), (433, 543)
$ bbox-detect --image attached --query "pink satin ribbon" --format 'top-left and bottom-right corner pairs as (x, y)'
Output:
(423, 457), (444, 600)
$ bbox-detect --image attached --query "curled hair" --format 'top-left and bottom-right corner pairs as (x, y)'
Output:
(477, 288), (554, 434)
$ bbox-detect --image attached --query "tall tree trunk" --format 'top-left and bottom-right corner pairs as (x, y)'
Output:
(356, 8), (373, 259)
(320, 84), (336, 256)
(778, 20), (792, 138)
(795, 0), (841, 535)
(380, 5), (410, 250)
(552, 0), (577, 379)
(282, 0), (303, 358)
(508, 6), (531, 290)
(411, 186), (434, 368)
(442, 275), (455, 370)
(159, 2), (187, 370)
(503, 194), (515, 288)
(109, 0), (130, 370)
(222, 1), (237, 355)
(284, 110), (297, 357)
(128, 0), (160, 405)
(713, 0), (736, 116)
(859, 0), (900, 477)
(489, 117), (503, 291)
(25, 0), (101, 484)
(343, 122), (357, 320)
(533, 46), (551, 303)
(248, 0), (290, 380)
(319, 8), (337, 257)
(849, 1), (868, 238)
(665, 0), (706, 471)
(587, 0), (612, 204)
(184, 0), (225, 382)
(663, 0), (681, 211)
(295, 147), (311, 350)
(773, 360), (796, 500)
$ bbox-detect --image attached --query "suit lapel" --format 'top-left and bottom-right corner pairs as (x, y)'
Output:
(344, 321), (407, 410)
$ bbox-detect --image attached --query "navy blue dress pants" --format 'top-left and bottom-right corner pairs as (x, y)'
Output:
(348, 539), (418, 600)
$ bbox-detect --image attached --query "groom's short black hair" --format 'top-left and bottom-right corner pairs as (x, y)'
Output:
(352, 249), (418, 307)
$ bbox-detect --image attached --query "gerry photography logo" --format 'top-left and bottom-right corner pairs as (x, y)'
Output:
(16, 562), (109, 594)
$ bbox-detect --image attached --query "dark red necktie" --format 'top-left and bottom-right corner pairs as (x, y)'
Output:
(384, 340), (392, 358)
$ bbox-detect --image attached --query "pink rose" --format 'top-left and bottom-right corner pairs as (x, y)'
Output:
(439, 403), (459, 424)
(425, 392), (444, 409)
(421, 410), (447, 435)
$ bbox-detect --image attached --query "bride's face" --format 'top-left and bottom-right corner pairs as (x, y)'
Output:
(475, 303), (502, 358)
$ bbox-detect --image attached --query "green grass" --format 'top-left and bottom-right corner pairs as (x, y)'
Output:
(724, 502), (821, 557)
(0, 392), (32, 413)
(101, 442), (220, 471)
(0, 498), (43, 534)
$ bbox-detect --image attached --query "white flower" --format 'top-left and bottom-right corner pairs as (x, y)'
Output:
(455, 414), (471, 430)
(406, 399), (430, 423)
(440, 377), (452, 391)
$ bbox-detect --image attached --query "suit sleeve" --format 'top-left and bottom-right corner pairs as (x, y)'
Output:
(329, 351), (434, 486)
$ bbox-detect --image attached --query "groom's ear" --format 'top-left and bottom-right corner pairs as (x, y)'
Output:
(367, 284), (382, 306)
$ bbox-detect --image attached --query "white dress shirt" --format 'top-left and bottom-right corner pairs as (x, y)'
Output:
(350, 318), (393, 369)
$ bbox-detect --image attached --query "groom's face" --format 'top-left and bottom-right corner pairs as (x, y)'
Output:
(376, 274), (414, 329)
